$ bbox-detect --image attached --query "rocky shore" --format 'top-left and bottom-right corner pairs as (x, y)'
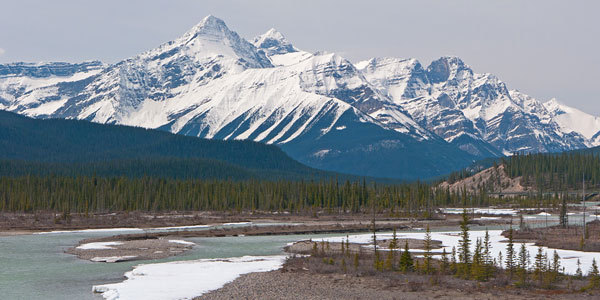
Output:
(66, 238), (195, 262)
(197, 258), (595, 300)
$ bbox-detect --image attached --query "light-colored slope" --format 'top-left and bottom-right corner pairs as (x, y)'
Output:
(544, 98), (600, 145)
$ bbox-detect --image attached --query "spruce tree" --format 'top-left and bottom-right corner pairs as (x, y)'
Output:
(516, 243), (529, 286)
(450, 246), (457, 274)
(457, 209), (471, 277)
(588, 258), (600, 290)
(472, 238), (485, 281)
(497, 251), (503, 270)
(505, 227), (516, 279)
(483, 229), (493, 278)
(423, 224), (433, 274)
(560, 195), (568, 228)
(399, 240), (414, 273)
(549, 250), (561, 285)
(441, 248), (449, 274)
(576, 259), (583, 279)
(533, 246), (546, 285)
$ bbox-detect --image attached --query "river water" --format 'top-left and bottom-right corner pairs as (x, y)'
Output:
(1, 215), (597, 300)
(0, 225), (347, 300)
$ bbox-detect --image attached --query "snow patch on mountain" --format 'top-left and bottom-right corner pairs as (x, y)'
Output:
(253, 28), (298, 57)
(359, 55), (593, 155)
(544, 98), (600, 145)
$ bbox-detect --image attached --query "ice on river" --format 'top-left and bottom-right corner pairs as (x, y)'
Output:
(319, 230), (600, 275)
(92, 255), (287, 300)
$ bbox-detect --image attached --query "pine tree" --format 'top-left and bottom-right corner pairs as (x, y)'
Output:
(576, 259), (583, 279)
(423, 224), (433, 274)
(450, 246), (457, 274)
(516, 243), (529, 286)
(387, 228), (398, 270)
(497, 251), (503, 270)
(588, 258), (600, 290)
(312, 242), (318, 256)
(385, 246), (394, 271)
(457, 209), (471, 277)
(440, 248), (449, 274)
(533, 246), (546, 285)
(354, 253), (360, 271)
(505, 227), (516, 279)
(399, 240), (414, 273)
(472, 238), (485, 281)
(549, 250), (561, 285)
(560, 194), (568, 228)
(483, 229), (493, 278)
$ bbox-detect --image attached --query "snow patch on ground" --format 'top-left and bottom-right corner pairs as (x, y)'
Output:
(92, 255), (287, 300)
(441, 208), (518, 215)
(222, 222), (252, 226)
(168, 240), (195, 246)
(91, 256), (137, 263)
(320, 230), (600, 275)
(473, 217), (501, 220)
(77, 242), (123, 250)
(151, 225), (211, 231)
(34, 228), (144, 235)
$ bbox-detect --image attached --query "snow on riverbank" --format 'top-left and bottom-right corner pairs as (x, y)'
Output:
(92, 255), (287, 300)
(441, 208), (518, 215)
(168, 240), (195, 245)
(91, 256), (137, 263)
(150, 225), (210, 231)
(222, 222), (252, 226)
(76, 241), (123, 250)
(320, 230), (600, 275)
(34, 228), (144, 235)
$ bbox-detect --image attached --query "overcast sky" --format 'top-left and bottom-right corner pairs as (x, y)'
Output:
(1, 0), (598, 115)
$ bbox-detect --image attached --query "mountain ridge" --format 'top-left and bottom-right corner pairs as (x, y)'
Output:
(0, 15), (598, 179)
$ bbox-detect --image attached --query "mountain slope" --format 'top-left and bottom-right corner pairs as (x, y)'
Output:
(544, 99), (600, 146)
(358, 56), (595, 156)
(0, 16), (475, 180)
(1, 15), (597, 179)
(0, 110), (326, 180)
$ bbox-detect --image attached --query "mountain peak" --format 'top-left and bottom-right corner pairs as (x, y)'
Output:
(159, 15), (273, 69)
(182, 15), (232, 42)
(426, 56), (471, 83)
(253, 28), (297, 56)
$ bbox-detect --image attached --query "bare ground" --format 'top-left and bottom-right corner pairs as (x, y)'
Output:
(66, 238), (195, 262)
(507, 220), (600, 252)
(0, 211), (452, 235)
(198, 256), (598, 300)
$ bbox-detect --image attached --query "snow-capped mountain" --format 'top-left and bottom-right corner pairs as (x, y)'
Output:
(358, 56), (593, 155)
(0, 16), (473, 179)
(0, 61), (104, 116)
(544, 99), (600, 147)
(253, 28), (298, 56)
(0, 15), (598, 179)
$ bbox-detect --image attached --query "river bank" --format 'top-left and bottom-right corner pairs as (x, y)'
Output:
(198, 256), (598, 300)
(0, 210), (515, 235)
(507, 219), (600, 252)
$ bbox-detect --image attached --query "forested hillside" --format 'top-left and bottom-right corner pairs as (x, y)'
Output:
(445, 148), (600, 194)
(503, 150), (600, 191)
(0, 110), (339, 180)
